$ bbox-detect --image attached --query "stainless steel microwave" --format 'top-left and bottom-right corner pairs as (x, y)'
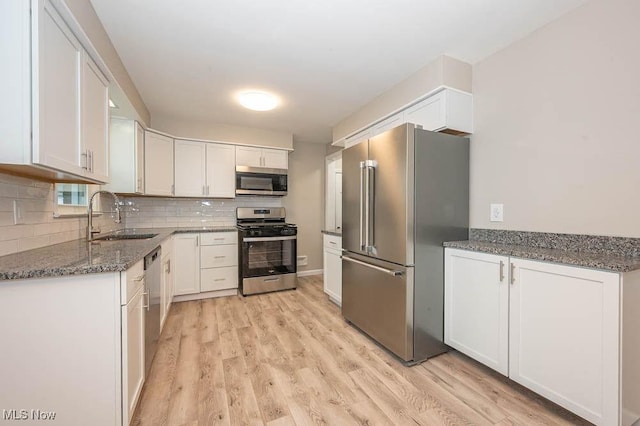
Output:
(235, 166), (288, 196)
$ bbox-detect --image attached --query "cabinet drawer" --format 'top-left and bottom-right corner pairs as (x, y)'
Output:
(323, 234), (342, 250)
(201, 245), (238, 268)
(200, 232), (238, 246)
(121, 259), (145, 305)
(200, 266), (238, 292)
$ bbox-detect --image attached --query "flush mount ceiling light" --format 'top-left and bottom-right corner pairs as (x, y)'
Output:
(238, 91), (279, 111)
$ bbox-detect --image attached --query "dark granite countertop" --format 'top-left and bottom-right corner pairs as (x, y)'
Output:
(444, 240), (640, 273)
(0, 227), (238, 281)
(321, 229), (342, 237)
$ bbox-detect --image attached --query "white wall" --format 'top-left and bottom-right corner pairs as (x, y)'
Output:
(151, 112), (294, 150)
(282, 142), (326, 272)
(470, 0), (640, 237)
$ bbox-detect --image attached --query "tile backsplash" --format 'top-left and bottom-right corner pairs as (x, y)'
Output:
(123, 196), (282, 228)
(0, 172), (123, 257)
(0, 171), (283, 257)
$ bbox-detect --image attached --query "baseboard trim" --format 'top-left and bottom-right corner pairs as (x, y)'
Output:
(297, 269), (323, 277)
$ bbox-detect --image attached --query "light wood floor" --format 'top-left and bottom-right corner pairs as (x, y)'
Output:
(132, 275), (590, 426)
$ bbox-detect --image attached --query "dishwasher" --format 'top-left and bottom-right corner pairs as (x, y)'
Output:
(144, 247), (161, 375)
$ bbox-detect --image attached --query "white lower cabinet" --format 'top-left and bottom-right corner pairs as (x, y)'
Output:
(445, 248), (629, 426)
(173, 233), (201, 296)
(121, 259), (145, 425)
(200, 232), (238, 292)
(444, 249), (509, 375)
(323, 234), (342, 305)
(160, 237), (174, 328)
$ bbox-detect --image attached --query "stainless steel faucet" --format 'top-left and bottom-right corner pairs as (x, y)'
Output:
(87, 190), (122, 242)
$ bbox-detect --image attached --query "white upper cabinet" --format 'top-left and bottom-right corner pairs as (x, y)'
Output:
(174, 140), (207, 197)
(0, 0), (110, 183)
(236, 146), (288, 169)
(104, 119), (145, 194)
(144, 131), (174, 196)
(206, 143), (236, 198)
(81, 54), (109, 182)
(405, 89), (473, 135)
(33, 1), (83, 176)
(235, 146), (263, 168)
(334, 87), (473, 147)
(262, 148), (288, 169)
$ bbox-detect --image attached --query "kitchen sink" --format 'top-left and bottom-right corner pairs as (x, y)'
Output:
(94, 233), (158, 241)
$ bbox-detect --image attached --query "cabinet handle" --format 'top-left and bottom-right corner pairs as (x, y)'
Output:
(133, 275), (144, 282)
(203, 185), (206, 196)
(499, 261), (505, 282)
(91, 150), (94, 172)
(214, 256), (226, 259)
(214, 278), (226, 282)
(196, 236), (199, 246)
(214, 238), (225, 241)
(142, 290), (150, 311)
(81, 151), (88, 170)
(510, 262), (516, 285)
(165, 260), (170, 274)
(171, 184), (175, 195)
(206, 185), (210, 196)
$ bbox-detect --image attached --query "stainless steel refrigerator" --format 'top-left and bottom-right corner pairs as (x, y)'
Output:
(342, 123), (469, 364)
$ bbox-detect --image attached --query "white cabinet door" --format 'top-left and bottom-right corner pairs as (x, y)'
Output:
(81, 54), (109, 183)
(121, 286), (145, 425)
(173, 234), (200, 295)
(323, 234), (342, 305)
(135, 122), (145, 193)
(200, 266), (238, 292)
(145, 131), (174, 196)
(444, 248), (509, 375)
(161, 250), (173, 328)
(174, 140), (206, 197)
(404, 91), (446, 131)
(509, 258), (620, 425)
(33, 1), (83, 176)
(235, 146), (262, 168)
(371, 112), (404, 137)
(105, 119), (144, 194)
(206, 143), (235, 197)
(262, 148), (288, 169)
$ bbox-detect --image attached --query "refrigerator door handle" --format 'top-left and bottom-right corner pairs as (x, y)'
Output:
(342, 255), (403, 277)
(366, 160), (376, 251)
(359, 161), (366, 250)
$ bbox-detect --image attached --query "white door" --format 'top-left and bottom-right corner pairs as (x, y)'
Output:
(444, 249), (509, 375)
(135, 122), (145, 193)
(509, 258), (620, 425)
(81, 54), (109, 183)
(206, 143), (235, 197)
(404, 91), (446, 131)
(235, 146), (262, 168)
(262, 148), (288, 169)
(174, 140), (206, 197)
(173, 234), (200, 295)
(144, 131), (174, 196)
(121, 286), (145, 425)
(33, 1), (83, 175)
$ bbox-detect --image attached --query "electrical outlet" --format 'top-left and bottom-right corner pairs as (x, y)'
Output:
(13, 200), (25, 225)
(490, 203), (504, 222)
(297, 255), (308, 266)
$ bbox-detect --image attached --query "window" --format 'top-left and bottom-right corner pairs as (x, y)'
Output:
(53, 184), (99, 217)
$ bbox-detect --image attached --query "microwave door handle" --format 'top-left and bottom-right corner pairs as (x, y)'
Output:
(359, 161), (365, 251)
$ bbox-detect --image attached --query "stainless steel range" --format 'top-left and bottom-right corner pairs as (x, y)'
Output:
(237, 207), (297, 295)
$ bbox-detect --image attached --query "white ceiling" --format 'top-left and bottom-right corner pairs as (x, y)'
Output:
(91, 0), (587, 144)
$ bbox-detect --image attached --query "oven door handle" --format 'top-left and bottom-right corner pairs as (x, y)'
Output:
(243, 236), (297, 242)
